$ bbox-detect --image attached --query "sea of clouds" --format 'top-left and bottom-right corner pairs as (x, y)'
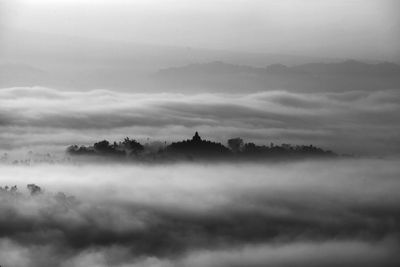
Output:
(0, 159), (399, 266)
(0, 86), (399, 266)
(0, 86), (399, 156)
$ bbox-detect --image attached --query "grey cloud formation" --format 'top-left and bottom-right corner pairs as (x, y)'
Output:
(178, 240), (399, 267)
(0, 87), (399, 155)
(0, 160), (399, 266)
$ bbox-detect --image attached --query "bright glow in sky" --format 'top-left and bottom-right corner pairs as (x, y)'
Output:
(2, 0), (400, 59)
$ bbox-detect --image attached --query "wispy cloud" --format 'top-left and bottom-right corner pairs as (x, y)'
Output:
(0, 160), (399, 266)
(0, 87), (399, 154)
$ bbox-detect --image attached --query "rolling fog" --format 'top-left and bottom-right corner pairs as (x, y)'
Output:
(1, 1), (399, 266)
(0, 159), (399, 267)
(1, 86), (399, 156)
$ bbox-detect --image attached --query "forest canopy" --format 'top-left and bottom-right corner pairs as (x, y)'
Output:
(67, 132), (336, 161)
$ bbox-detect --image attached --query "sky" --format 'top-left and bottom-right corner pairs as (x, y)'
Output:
(0, 2), (399, 265)
(2, 0), (400, 60)
(0, 0), (399, 156)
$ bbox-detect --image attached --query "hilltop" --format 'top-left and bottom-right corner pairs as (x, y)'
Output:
(66, 132), (336, 162)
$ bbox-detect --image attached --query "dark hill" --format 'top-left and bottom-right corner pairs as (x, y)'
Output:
(167, 132), (231, 159)
(153, 60), (400, 93)
(66, 132), (336, 162)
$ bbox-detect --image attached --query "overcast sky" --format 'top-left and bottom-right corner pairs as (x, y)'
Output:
(1, 0), (399, 156)
(2, 0), (400, 60)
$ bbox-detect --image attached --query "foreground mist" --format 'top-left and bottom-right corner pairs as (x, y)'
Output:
(0, 159), (399, 267)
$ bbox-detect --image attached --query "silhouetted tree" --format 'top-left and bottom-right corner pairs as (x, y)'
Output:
(122, 137), (144, 155)
(94, 140), (112, 152)
(66, 133), (336, 161)
(0, 185), (18, 193)
(227, 138), (244, 153)
(27, 184), (42, 196)
(242, 142), (259, 154)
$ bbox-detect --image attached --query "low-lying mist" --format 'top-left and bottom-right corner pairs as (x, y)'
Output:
(0, 159), (399, 266)
(1, 86), (400, 156)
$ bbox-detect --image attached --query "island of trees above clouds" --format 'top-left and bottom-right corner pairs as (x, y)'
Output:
(67, 132), (336, 162)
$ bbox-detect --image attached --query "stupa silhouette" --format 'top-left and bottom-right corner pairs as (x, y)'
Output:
(166, 131), (230, 157)
(192, 131), (202, 142)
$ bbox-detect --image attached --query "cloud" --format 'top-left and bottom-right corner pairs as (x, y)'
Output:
(0, 239), (32, 267)
(0, 87), (399, 155)
(0, 159), (399, 266)
(179, 240), (400, 267)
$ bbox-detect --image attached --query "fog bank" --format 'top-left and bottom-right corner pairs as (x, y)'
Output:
(0, 159), (399, 266)
(1, 87), (399, 156)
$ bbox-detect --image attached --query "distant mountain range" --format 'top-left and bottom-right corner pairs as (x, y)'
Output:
(157, 60), (400, 76)
(1, 58), (400, 93)
(153, 60), (400, 93)
(1, 29), (342, 90)
(2, 30), (400, 92)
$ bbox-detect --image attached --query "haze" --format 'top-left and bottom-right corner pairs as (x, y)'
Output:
(0, 160), (399, 267)
(0, 1), (400, 266)
(2, 0), (400, 61)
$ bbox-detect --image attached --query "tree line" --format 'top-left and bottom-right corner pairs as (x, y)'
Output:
(67, 132), (336, 161)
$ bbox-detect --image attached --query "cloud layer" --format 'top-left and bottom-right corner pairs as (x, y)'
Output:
(0, 87), (399, 155)
(0, 159), (399, 266)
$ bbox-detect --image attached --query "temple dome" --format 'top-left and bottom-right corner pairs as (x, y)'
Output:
(192, 131), (202, 142)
